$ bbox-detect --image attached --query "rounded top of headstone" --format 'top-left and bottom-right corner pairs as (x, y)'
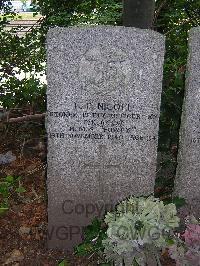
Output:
(189, 26), (200, 35)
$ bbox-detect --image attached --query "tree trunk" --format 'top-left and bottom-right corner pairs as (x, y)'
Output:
(123, 0), (155, 28)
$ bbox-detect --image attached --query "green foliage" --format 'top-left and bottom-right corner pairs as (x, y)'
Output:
(0, 20), (46, 110)
(153, 0), (200, 196)
(155, 0), (200, 150)
(58, 259), (69, 266)
(75, 196), (181, 265)
(0, 0), (121, 111)
(34, 0), (122, 26)
(45, 1), (122, 26)
(103, 196), (179, 265)
(163, 197), (186, 209)
(1, 0), (200, 191)
(58, 258), (111, 266)
(0, 1), (16, 21)
(75, 218), (106, 257)
(1, 0), (200, 149)
(0, 175), (26, 215)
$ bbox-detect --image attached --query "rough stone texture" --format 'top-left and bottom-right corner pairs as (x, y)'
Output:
(175, 27), (200, 216)
(46, 26), (165, 251)
(0, 151), (16, 165)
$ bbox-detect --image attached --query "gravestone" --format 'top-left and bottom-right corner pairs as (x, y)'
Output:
(46, 26), (165, 251)
(175, 27), (200, 216)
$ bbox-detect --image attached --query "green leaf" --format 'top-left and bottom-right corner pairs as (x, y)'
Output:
(6, 175), (14, 183)
(58, 259), (69, 266)
(0, 201), (9, 215)
(74, 217), (106, 257)
(15, 186), (26, 194)
(0, 183), (10, 198)
(0, 207), (9, 215)
(75, 242), (94, 256)
(172, 197), (186, 208)
(84, 218), (102, 241)
(166, 238), (175, 245)
(163, 197), (186, 208)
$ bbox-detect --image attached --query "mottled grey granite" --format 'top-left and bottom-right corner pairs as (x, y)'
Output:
(46, 26), (165, 251)
(175, 27), (200, 216)
(0, 151), (16, 165)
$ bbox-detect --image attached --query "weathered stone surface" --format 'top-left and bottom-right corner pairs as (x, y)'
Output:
(0, 151), (16, 165)
(175, 27), (200, 216)
(46, 26), (165, 251)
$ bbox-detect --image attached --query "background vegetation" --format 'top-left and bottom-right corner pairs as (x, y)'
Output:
(0, 1), (200, 264)
(0, 0), (200, 152)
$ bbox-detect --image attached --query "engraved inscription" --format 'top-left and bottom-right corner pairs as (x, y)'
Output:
(48, 101), (158, 142)
(79, 47), (132, 94)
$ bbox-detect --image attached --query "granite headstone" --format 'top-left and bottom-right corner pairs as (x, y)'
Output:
(175, 27), (200, 216)
(46, 26), (165, 251)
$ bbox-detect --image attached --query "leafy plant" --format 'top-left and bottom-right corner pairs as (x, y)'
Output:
(102, 196), (180, 265)
(58, 259), (69, 266)
(1, 0), (200, 151)
(156, 0), (200, 151)
(163, 197), (186, 209)
(75, 196), (181, 266)
(75, 218), (107, 258)
(0, 175), (26, 215)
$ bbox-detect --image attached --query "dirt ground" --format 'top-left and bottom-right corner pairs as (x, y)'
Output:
(0, 122), (175, 266)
